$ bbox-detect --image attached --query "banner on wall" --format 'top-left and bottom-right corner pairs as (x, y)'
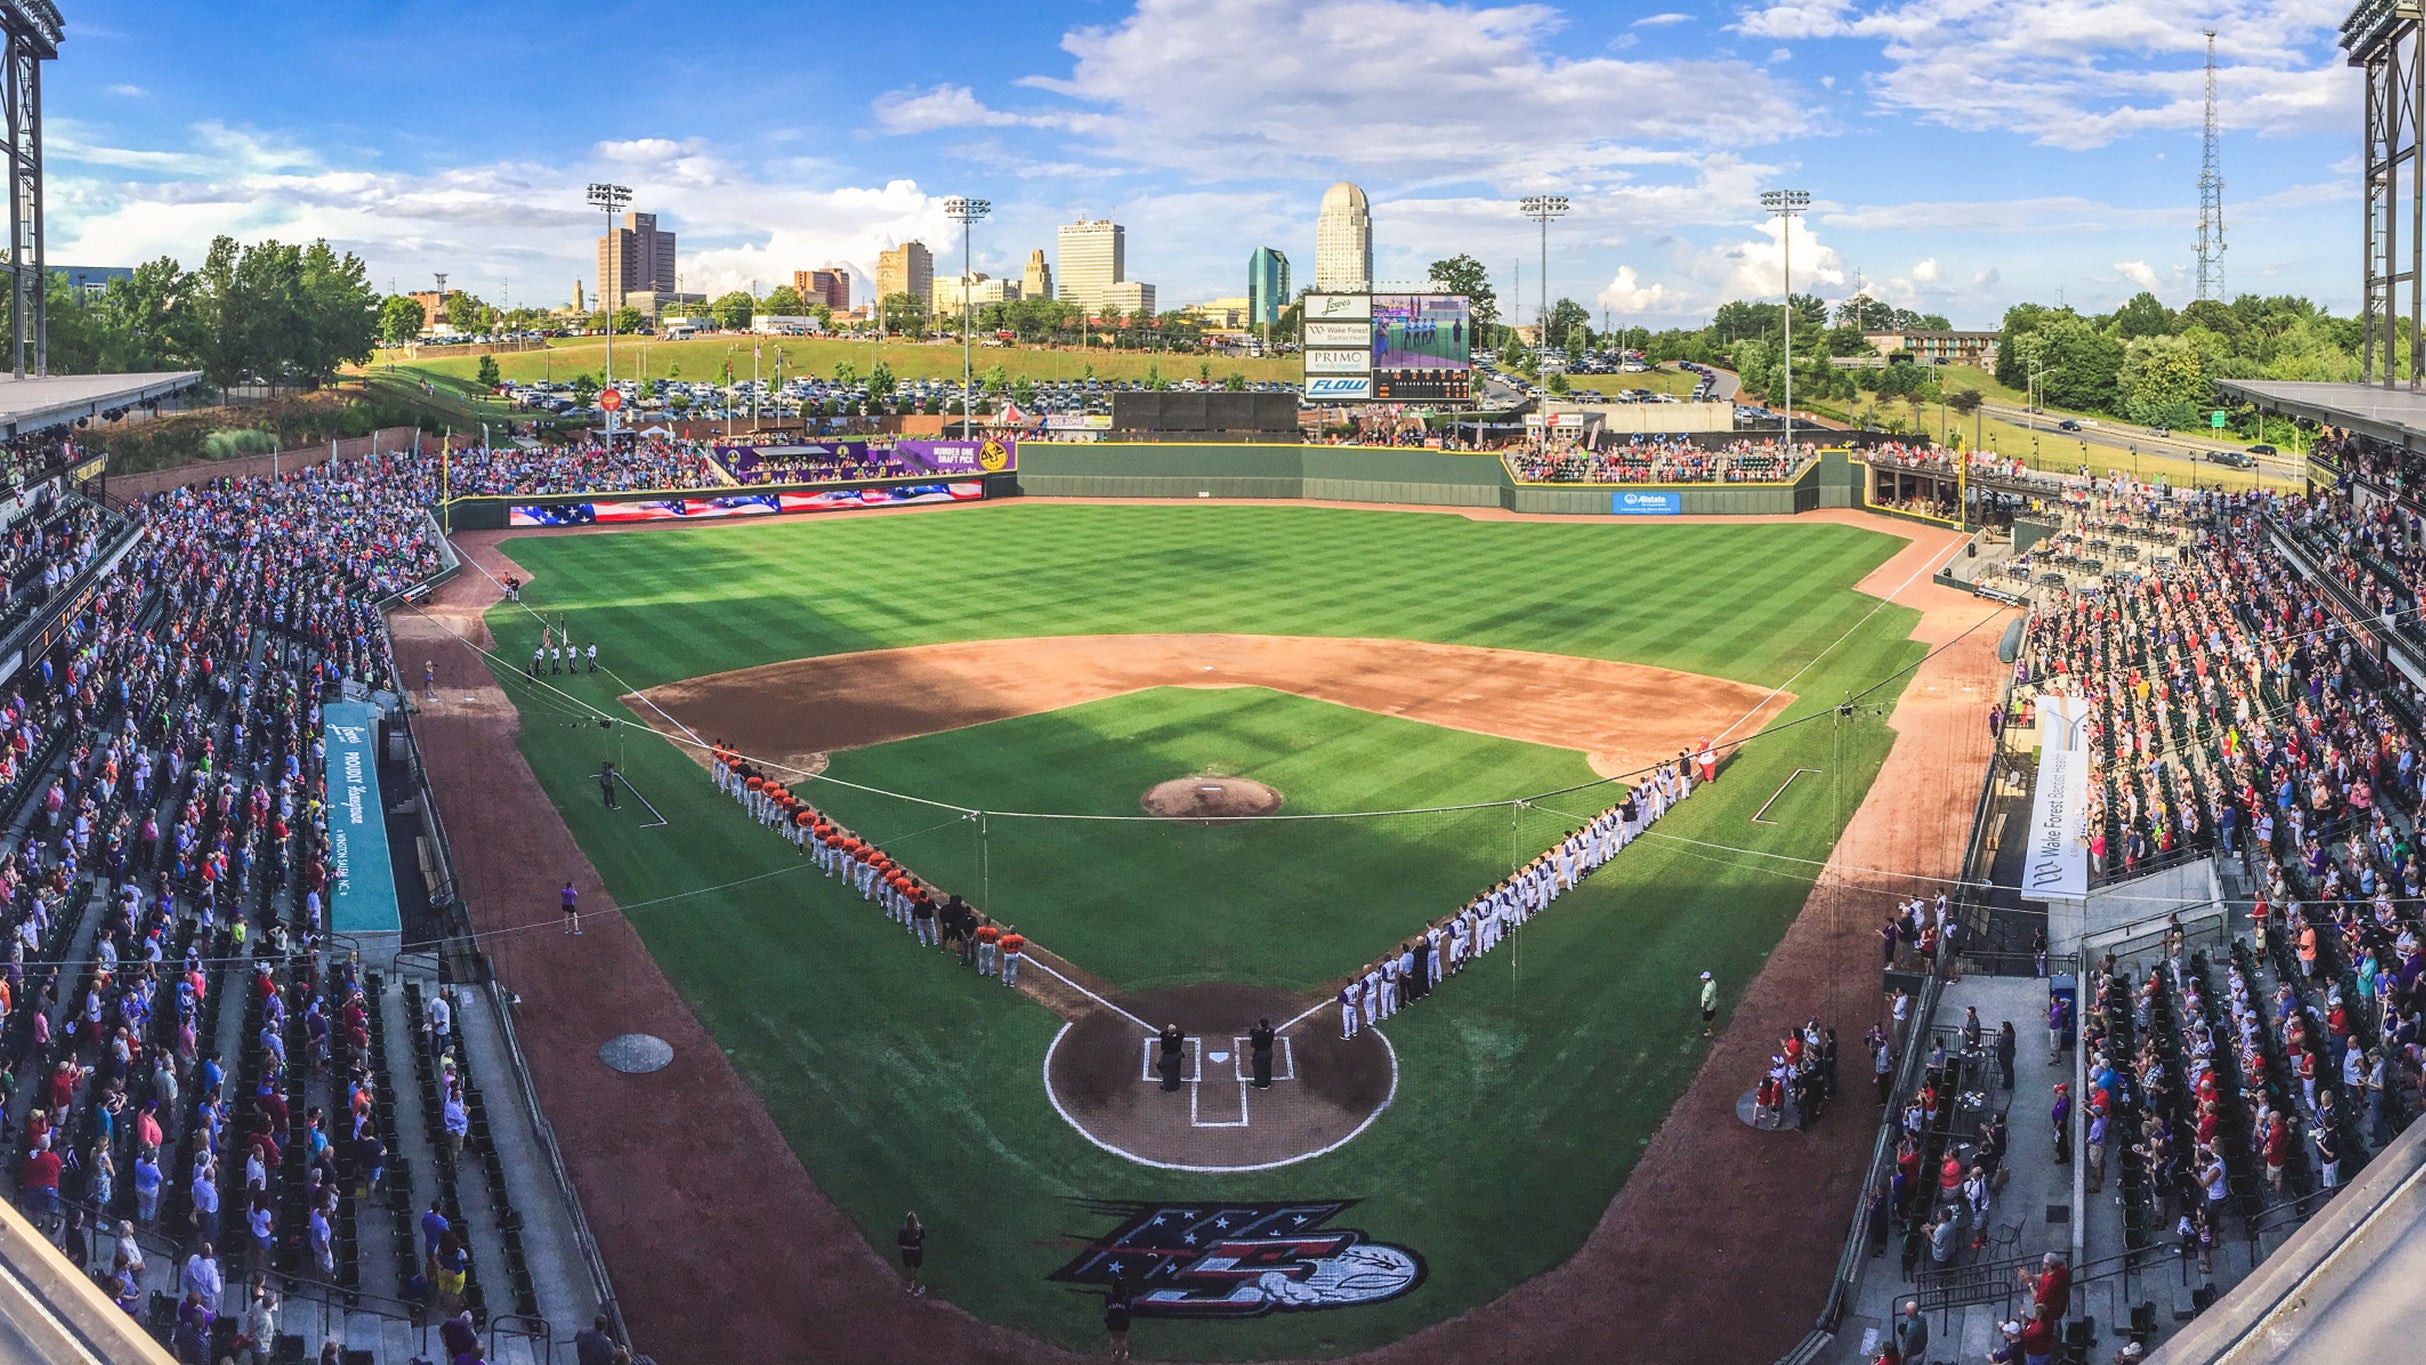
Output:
(713, 437), (1016, 483)
(508, 482), (984, 527)
(1609, 490), (1681, 515)
(324, 701), (402, 936)
(2022, 745), (2090, 905)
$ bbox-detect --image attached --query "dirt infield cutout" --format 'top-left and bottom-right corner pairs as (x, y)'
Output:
(629, 633), (1794, 782)
(1045, 984), (1397, 1171)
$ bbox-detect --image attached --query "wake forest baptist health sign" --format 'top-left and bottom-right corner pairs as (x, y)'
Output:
(2023, 745), (2090, 905)
(325, 701), (403, 936)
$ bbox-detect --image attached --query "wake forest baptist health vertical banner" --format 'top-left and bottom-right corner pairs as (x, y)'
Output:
(325, 701), (402, 935)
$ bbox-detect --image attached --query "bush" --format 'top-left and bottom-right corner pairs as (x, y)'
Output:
(199, 429), (279, 460)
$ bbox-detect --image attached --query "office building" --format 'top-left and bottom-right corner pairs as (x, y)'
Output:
(406, 290), (453, 330)
(1057, 217), (1125, 315)
(1314, 182), (1372, 291)
(1247, 247), (1291, 328)
(1102, 280), (1156, 317)
(1863, 330), (2000, 367)
(622, 289), (705, 321)
(876, 241), (934, 305)
(596, 211), (678, 312)
(1022, 248), (1053, 301)
(932, 272), (1022, 315)
(1185, 297), (1251, 328)
(794, 268), (851, 312)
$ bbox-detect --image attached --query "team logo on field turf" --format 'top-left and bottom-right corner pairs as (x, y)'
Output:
(1050, 1200), (1423, 1317)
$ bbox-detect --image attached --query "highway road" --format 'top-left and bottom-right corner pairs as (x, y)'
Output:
(1977, 399), (2304, 477)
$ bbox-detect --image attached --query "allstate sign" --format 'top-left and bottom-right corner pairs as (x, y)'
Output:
(1306, 376), (1372, 399)
(1611, 491), (1681, 515)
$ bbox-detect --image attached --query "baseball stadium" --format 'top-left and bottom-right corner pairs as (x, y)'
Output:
(4, 5), (2426, 1365)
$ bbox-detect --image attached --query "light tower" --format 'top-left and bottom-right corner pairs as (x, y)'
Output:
(2195, 29), (2228, 301)
(943, 195), (991, 436)
(1760, 188), (1812, 457)
(587, 182), (632, 440)
(1518, 195), (1568, 355)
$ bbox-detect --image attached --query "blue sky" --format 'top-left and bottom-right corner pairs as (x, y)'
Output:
(42, 0), (2359, 328)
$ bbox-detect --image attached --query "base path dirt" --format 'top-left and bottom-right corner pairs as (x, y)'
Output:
(399, 507), (2010, 1365)
(631, 633), (1793, 783)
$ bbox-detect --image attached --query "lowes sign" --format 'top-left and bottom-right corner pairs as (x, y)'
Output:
(1610, 491), (1681, 516)
(1306, 376), (1373, 400)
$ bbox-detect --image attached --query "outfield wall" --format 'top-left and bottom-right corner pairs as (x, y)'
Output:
(1019, 441), (1861, 516)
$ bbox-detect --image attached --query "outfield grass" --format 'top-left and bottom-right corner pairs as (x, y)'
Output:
(373, 334), (1301, 391)
(489, 504), (1928, 1358)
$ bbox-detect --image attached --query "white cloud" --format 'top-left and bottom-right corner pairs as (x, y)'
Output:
(1633, 11), (1694, 23)
(105, 84), (146, 98)
(1596, 266), (1687, 313)
(1715, 212), (1847, 300)
(2114, 259), (2163, 293)
(1911, 256), (1941, 282)
(983, 0), (1809, 183)
(873, 84), (1034, 133)
(1732, 0), (2349, 149)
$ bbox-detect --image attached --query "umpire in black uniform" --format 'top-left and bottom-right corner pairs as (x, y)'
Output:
(1248, 1018), (1276, 1089)
(1157, 1024), (1186, 1092)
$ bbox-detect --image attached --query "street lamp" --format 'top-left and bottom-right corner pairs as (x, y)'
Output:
(587, 182), (632, 443)
(1760, 188), (1811, 457)
(944, 197), (992, 437)
(1518, 195), (1568, 362)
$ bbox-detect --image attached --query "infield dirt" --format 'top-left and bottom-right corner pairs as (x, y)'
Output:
(398, 507), (2007, 1365)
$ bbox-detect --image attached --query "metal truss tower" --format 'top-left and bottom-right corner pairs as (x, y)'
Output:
(2196, 29), (2228, 302)
(0, 2), (58, 379)
(2349, 0), (2426, 388)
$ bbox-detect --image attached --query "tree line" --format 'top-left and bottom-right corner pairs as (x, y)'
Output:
(26, 237), (382, 391)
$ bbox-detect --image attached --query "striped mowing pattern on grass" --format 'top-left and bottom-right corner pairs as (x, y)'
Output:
(486, 503), (1928, 1360)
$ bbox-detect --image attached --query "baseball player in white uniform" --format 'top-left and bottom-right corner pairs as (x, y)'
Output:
(1340, 979), (1363, 1039)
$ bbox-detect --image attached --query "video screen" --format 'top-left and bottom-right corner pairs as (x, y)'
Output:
(1370, 295), (1470, 370)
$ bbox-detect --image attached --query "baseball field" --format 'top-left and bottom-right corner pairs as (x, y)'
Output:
(463, 502), (1934, 1359)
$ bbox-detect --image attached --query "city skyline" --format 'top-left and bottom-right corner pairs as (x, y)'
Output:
(40, 0), (2364, 329)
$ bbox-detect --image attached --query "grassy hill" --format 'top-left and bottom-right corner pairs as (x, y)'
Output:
(367, 335), (1301, 391)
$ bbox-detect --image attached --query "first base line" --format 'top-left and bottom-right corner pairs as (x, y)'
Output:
(1750, 769), (1821, 826)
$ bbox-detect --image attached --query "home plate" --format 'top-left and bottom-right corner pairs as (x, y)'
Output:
(1209, 1050), (1231, 1064)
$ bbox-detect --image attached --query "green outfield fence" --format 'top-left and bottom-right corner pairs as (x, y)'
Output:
(437, 444), (1875, 528)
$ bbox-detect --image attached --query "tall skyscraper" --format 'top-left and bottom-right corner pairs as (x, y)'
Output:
(596, 211), (678, 312)
(1022, 248), (1054, 301)
(1057, 217), (1125, 316)
(1314, 182), (1372, 292)
(1248, 247), (1292, 327)
(794, 268), (851, 312)
(876, 241), (934, 305)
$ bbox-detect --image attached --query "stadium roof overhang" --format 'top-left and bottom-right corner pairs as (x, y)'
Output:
(2215, 378), (2426, 450)
(0, 370), (202, 439)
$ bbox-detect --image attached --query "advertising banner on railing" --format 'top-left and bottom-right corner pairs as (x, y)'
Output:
(325, 701), (403, 936)
(2037, 693), (2092, 753)
(1609, 490), (1681, 515)
(2022, 745), (2089, 906)
(713, 437), (1016, 483)
(508, 482), (985, 527)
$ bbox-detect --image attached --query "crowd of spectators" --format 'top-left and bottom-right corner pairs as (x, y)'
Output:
(712, 441), (915, 486)
(1507, 438), (1811, 484)
(434, 438), (719, 497)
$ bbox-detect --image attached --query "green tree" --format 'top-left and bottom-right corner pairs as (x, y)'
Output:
(1425, 253), (1500, 337)
(570, 373), (599, 405)
(444, 291), (481, 333)
(1835, 294), (1895, 330)
(1545, 297), (1592, 349)
(1010, 375), (1035, 406)
(981, 364), (1008, 394)
(712, 290), (754, 331)
(1144, 363), (1168, 391)
(2037, 319), (2126, 413)
(474, 355), (502, 388)
(2110, 291), (2174, 341)
(612, 305), (645, 335)
(2117, 333), (2209, 427)
(637, 377), (660, 405)
(867, 361), (897, 401)
(760, 284), (805, 315)
(878, 292), (926, 337)
(1223, 372), (1246, 391)
(1546, 371), (1570, 394)
(1824, 323), (1874, 357)
(379, 295), (426, 346)
(832, 359), (857, 388)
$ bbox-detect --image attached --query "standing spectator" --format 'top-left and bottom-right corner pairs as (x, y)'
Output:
(2051, 1083), (2072, 1164)
(181, 1241), (223, 1307)
(1889, 1300), (1929, 1363)
(574, 1314), (619, 1365)
(1995, 1021), (2018, 1091)
(897, 1212), (926, 1296)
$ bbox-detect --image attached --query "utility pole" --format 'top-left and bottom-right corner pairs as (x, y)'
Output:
(587, 182), (632, 442)
(1761, 189), (1811, 454)
(1519, 196), (1568, 353)
(944, 196), (992, 438)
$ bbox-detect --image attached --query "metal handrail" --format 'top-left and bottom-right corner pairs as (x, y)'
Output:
(489, 1311), (554, 1359)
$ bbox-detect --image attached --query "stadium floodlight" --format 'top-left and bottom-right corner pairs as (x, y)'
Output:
(1518, 196), (1568, 360)
(588, 183), (633, 441)
(943, 197), (992, 438)
(1759, 189), (1812, 457)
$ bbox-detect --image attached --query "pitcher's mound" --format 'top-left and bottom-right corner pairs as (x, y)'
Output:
(1142, 776), (1282, 822)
